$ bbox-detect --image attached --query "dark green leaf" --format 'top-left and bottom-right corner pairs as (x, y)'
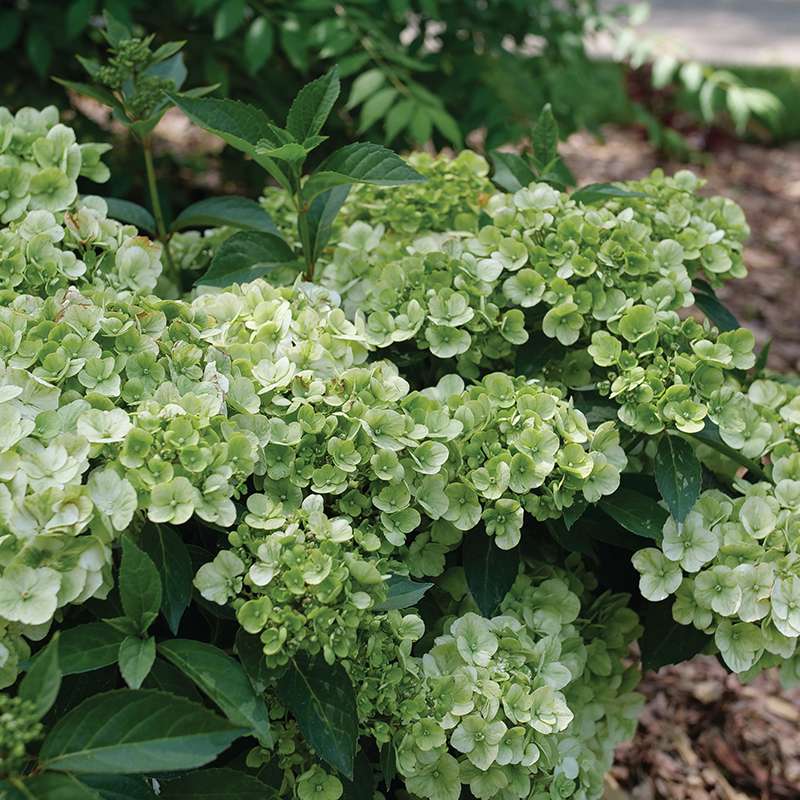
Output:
(119, 636), (156, 689)
(515, 331), (563, 378)
(159, 768), (277, 799)
(197, 230), (297, 287)
(168, 94), (271, 156)
(562, 498), (587, 531)
(142, 658), (202, 702)
(81, 775), (156, 800)
(139, 523), (194, 634)
(0, 9), (21, 51)
(654, 435), (702, 523)
(159, 639), (271, 745)
(599, 488), (667, 541)
(19, 634), (61, 720)
(119, 536), (162, 634)
(639, 601), (711, 671)
(276, 654), (358, 779)
(66, 0), (95, 39)
(57, 623), (125, 675)
(213, 0), (246, 40)
(462, 525), (519, 617)
(40, 689), (246, 774)
(244, 17), (274, 75)
(303, 142), (424, 203)
(286, 66), (340, 142)
(571, 183), (648, 204)
(374, 574), (433, 611)
(104, 198), (156, 234)
(692, 280), (740, 332)
(235, 630), (271, 695)
(102, 10), (131, 46)
(532, 103), (558, 168)
(753, 338), (772, 375)
(341, 751), (375, 800)
(306, 185), (350, 262)
(0, 774), (101, 799)
(379, 741), (396, 788)
(26, 27), (53, 79)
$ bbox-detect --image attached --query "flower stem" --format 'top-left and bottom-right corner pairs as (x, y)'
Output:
(142, 137), (177, 283)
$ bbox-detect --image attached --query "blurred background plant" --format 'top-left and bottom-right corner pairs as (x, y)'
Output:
(3, 0), (789, 210)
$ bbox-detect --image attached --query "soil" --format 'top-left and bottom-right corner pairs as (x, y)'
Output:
(563, 128), (800, 799)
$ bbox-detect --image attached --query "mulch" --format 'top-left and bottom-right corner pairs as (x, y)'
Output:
(561, 128), (800, 799)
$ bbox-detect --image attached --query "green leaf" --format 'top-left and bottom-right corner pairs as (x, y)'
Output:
(119, 536), (162, 634)
(286, 66), (340, 142)
(689, 420), (767, 481)
(159, 768), (278, 799)
(306, 185), (350, 262)
(139, 523), (193, 635)
(462, 525), (519, 617)
(374, 574), (433, 611)
(562, 498), (588, 531)
(276, 654), (358, 779)
(639, 600), (712, 671)
(357, 87), (398, 133)
(104, 198), (156, 234)
(303, 142), (424, 203)
(753, 339), (771, 375)
(0, 9), (22, 51)
(654, 435), (702, 523)
(259, 142), (307, 161)
(692, 280), (740, 332)
(532, 103), (558, 168)
(429, 106), (463, 148)
(172, 196), (280, 236)
(0, 773), (102, 799)
(168, 94), (271, 156)
(490, 151), (536, 193)
(244, 17), (274, 75)
(599, 488), (667, 541)
(119, 636), (156, 689)
(80, 775), (156, 800)
(26, 27), (53, 79)
(197, 230), (297, 287)
(57, 623), (125, 675)
(66, 0), (95, 40)
(571, 183), (648, 204)
(346, 68), (385, 109)
(158, 639), (271, 745)
(40, 689), (246, 774)
(142, 658), (202, 702)
(235, 630), (271, 695)
(102, 10), (131, 46)
(213, 0), (246, 40)
(383, 98), (414, 142)
(19, 634), (61, 720)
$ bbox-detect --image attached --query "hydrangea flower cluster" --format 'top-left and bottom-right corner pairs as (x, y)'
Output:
(0, 197), (163, 296)
(341, 150), (492, 236)
(633, 378), (800, 674)
(323, 165), (750, 392)
(256, 560), (642, 800)
(0, 105), (110, 223)
(429, 373), (625, 540)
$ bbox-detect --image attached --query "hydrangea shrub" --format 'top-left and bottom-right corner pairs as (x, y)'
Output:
(0, 99), (796, 800)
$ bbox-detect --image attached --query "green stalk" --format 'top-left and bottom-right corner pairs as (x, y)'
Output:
(142, 137), (176, 283)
